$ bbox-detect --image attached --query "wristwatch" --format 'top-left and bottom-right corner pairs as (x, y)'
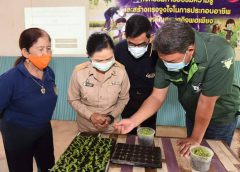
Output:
(107, 114), (114, 124)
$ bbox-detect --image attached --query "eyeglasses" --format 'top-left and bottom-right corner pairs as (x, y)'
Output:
(161, 53), (186, 63)
(127, 40), (149, 48)
(34, 46), (52, 53)
(91, 56), (114, 63)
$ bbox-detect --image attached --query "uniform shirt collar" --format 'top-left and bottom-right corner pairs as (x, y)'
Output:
(16, 61), (53, 81)
(193, 30), (208, 64)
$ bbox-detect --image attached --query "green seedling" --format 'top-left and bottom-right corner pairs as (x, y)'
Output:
(50, 135), (115, 172)
(192, 147), (211, 158)
(138, 128), (154, 136)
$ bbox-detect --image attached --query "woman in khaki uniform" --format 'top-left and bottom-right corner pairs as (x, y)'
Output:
(68, 32), (130, 133)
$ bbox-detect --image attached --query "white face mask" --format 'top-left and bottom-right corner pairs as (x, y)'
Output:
(92, 58), (115, 72)
(163, 53), (188, 72)
(128, 45), (148, 59)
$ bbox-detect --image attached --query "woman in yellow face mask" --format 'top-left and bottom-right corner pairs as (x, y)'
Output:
(0, 28), (57, 172)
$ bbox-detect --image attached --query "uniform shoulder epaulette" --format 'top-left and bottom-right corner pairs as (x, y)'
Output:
(75, 61), (91, 71)
(114, 61), (125, 69)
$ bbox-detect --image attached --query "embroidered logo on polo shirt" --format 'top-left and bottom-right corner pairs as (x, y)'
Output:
(221, 58), (233, 69)
(146, 73), (155, 78)
(192, 83), (202, 93)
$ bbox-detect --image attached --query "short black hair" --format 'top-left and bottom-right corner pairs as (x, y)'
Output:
(153, 19), (195, 54)
(116, 17), (127, 24)
(125, 14), (152, 38)
(86, 32), (114, 57)
(225, 19), (235, 27)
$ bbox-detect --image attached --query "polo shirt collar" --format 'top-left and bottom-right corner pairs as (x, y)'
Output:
(193, 31), (208, 64)
(17, 61), (53, 81)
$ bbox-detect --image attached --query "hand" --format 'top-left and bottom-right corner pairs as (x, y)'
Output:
(90, 113), (108, 129)
(113, 118), (136, 134)
(177, 137), (200, 157)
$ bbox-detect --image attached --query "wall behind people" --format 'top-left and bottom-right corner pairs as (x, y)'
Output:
(0, 0), (239, 126)
(0, 0), (88, 57)
(0, 56), (239, 127)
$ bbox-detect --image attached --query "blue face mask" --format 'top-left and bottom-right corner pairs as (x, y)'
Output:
(163, 54), (188, 72)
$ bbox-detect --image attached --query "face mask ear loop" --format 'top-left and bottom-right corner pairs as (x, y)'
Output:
(182, 53), (187, 64)
(149, 43), (153, 57)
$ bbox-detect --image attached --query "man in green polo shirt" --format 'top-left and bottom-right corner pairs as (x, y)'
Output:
(114, 19), (240, 156)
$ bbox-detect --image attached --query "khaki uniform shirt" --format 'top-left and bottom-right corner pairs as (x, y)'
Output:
(68, 61), (130, 133)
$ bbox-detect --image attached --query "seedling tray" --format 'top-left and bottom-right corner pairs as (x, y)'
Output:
(50, 134), (115, 172)
(111, 143), (162, 168)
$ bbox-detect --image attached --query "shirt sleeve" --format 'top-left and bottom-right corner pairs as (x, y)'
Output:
(110, 70), (130, 118)
(202, 46), (235, 96)
(154, 60), (170, 88)
(0, 72), (14, 111)
(67, 69), (93, 120)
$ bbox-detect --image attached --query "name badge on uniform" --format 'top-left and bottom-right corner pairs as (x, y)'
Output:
(83, 79), (94, 87)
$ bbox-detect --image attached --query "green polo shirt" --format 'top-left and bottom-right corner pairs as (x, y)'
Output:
(154, 31), (240, 125)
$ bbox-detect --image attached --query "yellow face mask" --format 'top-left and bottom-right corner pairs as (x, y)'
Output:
(28, 54), (51, 70)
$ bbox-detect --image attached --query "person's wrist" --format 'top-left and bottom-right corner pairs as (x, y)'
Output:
(106, 114), (114, 124)
(129, 117), (138, 128)
(191, 135), (202, 144)
(90, 113), (95, 122)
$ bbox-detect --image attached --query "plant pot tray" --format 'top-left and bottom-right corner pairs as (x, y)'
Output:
(50, 133), (116, 172)
(111, 143), (162, 168)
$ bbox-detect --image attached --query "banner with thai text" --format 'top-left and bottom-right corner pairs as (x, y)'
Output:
(89, 0), (240, 60)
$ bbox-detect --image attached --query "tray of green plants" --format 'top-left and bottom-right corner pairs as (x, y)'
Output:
(50, 133), (116, 172)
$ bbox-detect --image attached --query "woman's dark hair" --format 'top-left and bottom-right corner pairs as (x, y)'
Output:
(125, 14), (152, 38)
(225, 19), (235, 27)
(116, 17), (127, 24)
(14, 28), (51, 66)
(86, 32), (114, 57)
(153, 19), (195, 54)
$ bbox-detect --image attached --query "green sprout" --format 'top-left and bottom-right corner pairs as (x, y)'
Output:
(138, 127), (154, 136)
(50, 135), (115, 172)
(192, 147), (211, 158)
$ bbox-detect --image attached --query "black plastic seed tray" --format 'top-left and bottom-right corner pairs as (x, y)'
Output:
(111, 143), (162, 168)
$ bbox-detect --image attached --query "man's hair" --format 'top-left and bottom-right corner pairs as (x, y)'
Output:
(116, 17), (127, 24)
(153, 19), (195, 54)
(125, 14), (152, 38)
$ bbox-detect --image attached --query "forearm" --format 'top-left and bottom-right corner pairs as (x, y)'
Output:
(191, 94), (219, 143)
(68, 100), (93, 120)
